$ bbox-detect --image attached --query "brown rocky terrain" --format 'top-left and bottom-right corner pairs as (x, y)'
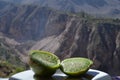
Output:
(2, 0), (120, 18)
(31, 17), (120, 75)
(0, 1), (120, 77)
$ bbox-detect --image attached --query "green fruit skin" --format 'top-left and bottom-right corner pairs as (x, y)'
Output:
(60, 58), (93, 77)
(61, 67), (89, 77)
(29, 50), (60, 76)
(29, 59), (57, 77)
(29, 50), (60, 69)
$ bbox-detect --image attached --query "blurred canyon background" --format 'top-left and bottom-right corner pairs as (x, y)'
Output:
(0, 0), (120, 77)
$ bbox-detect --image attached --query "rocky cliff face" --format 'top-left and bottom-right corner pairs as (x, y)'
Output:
(0, 2), (120, 76)
(2, 0), (120, 18)
(31, 17), (120, 75)
(0, 36), (26, 77)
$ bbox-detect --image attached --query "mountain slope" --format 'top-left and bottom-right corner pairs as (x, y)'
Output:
(2, 0), (120, 18)
(0, 1), (120, 76)
(0, 36), (26, 77)
(31, 18), (120, 75)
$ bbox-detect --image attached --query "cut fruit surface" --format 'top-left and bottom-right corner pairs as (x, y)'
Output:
(29, 50), (60, 76)
(60, 57), (93, 76)
(30, 50), (60, 69)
